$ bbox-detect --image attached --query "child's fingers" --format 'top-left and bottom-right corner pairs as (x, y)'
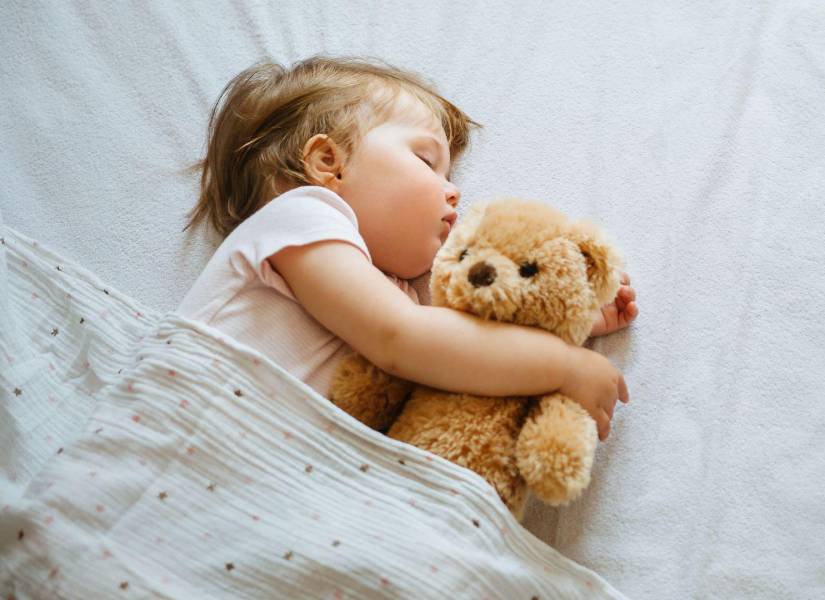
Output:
(605, 397), (616, 420)
(619, 285), (636, 302)
(620, 272), (631, 285)
(617, 301), (638, 327)
(618, 374), (630, 404)
(598, 411), (611, 441)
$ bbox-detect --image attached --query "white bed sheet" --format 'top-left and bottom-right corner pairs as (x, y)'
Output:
(2, 1), (824, 598)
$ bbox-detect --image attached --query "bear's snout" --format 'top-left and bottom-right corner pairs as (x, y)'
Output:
(468, 261), (497, 288)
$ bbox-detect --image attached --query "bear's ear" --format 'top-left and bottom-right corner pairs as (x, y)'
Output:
(447, 201), (488, 241)
(568, 220), (623, 306)
(461, 201), (489, 228)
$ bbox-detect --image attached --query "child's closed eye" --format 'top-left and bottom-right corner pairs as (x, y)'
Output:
(416, 155), (434, 169)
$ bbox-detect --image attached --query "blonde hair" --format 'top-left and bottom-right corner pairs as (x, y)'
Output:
(184, 54), (483, 237)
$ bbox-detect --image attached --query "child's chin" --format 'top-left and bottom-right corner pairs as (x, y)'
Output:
(407, 265), (433, 280)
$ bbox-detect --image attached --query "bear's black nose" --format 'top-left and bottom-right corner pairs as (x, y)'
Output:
(468, 261), (497, 287)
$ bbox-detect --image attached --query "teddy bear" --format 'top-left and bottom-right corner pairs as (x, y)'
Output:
(328, 198), (623, 519)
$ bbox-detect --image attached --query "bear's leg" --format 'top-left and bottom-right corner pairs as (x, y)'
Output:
(388, 389), (529, 519)
(328, 353), (414, 432)
(515, 393), (598, 506)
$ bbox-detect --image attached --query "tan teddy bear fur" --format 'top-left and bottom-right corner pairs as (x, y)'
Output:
(328, 198), (623, 519)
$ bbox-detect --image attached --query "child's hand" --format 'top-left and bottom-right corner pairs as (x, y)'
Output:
(560, 346), (629, 441)
(589, 272), (638, 338)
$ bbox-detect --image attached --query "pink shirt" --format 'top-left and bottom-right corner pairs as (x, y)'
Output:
(177, 186), (419, 397)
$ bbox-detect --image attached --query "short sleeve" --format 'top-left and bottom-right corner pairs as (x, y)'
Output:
(228, 186), (371, 300)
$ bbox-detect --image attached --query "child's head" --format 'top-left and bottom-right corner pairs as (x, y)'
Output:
(186, 55), (482, 278)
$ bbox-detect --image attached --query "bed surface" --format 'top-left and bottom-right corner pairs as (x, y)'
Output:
(2, 2), (824, 597)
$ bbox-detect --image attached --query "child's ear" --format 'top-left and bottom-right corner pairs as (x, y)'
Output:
(301, 134), (346, 190)
(568, 220), (623, 306)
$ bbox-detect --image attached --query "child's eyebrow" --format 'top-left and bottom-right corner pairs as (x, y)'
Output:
(416, 135), (448, 156)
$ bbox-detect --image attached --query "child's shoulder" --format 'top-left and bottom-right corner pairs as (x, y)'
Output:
(219, 185), (372, 285)
(228, 185), (363, 248)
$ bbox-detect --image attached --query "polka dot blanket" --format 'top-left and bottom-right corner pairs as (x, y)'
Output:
(0, 224), (628, 599)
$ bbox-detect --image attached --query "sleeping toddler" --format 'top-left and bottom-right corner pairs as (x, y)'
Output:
(178, 55), (638, 441)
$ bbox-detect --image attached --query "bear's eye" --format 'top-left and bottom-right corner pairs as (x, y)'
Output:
(519, 261), (539, 278)
(458, 249), (468, 262)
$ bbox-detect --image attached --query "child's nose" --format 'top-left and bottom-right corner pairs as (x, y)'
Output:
(445, 182), (461, 208)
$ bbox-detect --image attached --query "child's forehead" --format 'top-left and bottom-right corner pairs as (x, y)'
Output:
(373, 89), (445, 137)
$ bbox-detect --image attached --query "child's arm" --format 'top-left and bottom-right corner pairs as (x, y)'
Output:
(270, 241), (626, 438)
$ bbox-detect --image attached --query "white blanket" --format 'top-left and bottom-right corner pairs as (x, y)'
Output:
(2, 2), (825, 598)
(0, 224), (627, 598)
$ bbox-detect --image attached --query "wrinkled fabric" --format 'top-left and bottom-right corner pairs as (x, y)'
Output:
(0, 224), (627, 599)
